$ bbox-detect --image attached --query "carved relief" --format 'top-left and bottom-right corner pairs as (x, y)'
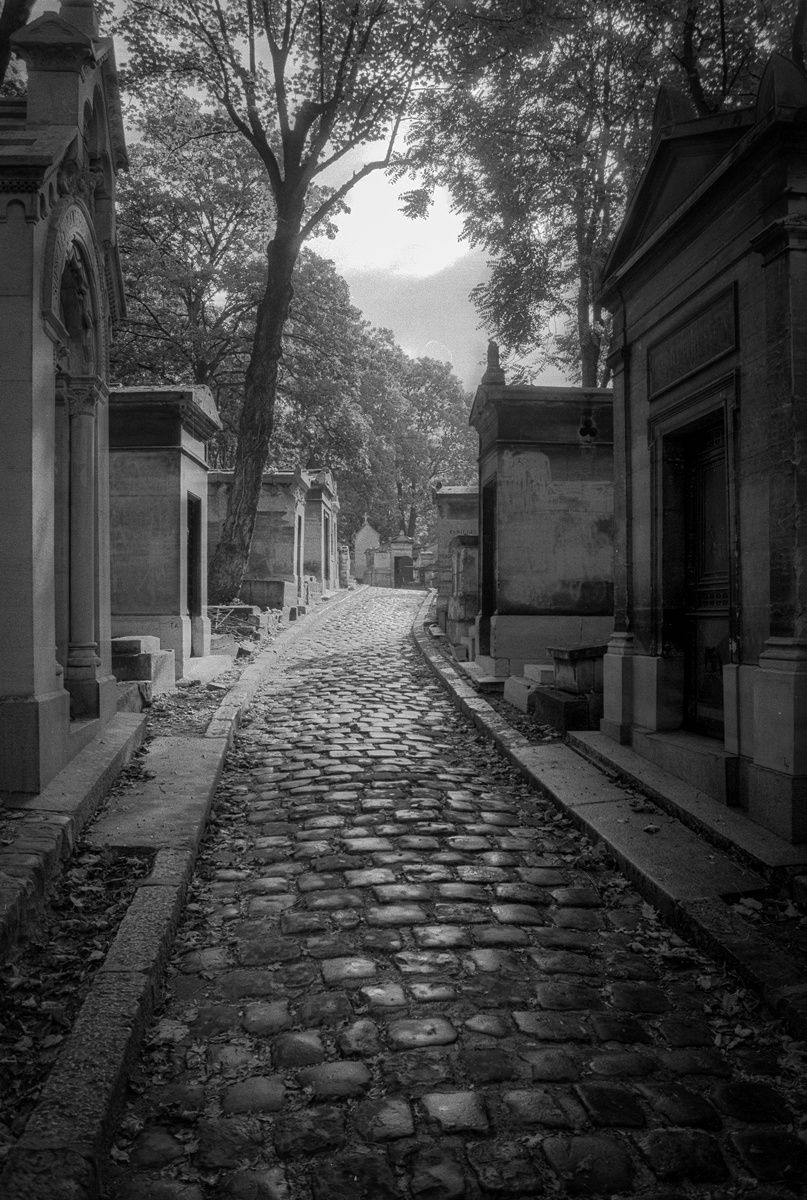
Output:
(42, 197), (109, 379)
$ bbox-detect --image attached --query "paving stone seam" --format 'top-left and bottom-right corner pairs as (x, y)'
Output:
(0, 713), (148, 959)
(411, 593), (807, 1039)
(0, 587), (371, 1200)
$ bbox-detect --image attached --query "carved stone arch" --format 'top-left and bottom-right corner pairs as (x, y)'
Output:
(43, 196), (110, 378)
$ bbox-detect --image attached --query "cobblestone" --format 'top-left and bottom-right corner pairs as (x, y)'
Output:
(102, 590), (807, 1199)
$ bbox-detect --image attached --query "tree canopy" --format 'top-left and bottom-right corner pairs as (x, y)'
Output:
(117, 0), (471, 599)
(111, 94), (475, 549)
(405, 0), (795, 387)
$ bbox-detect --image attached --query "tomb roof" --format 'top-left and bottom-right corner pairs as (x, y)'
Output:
(601, 53), (807, 297)
(110, 385), (222, 441)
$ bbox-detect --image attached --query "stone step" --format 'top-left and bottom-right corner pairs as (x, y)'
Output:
(454, 660), (505, 694)
(111, 646), (175, 696)
(523, 662), (554, 685)
(502, 675), (538, 713)
(568, 730), (807, 878)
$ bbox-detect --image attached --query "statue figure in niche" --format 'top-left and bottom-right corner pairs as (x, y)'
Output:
(59, 247), (96, 375)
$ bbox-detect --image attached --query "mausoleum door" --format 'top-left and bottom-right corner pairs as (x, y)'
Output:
(394, 556), (414, 587)
(187, 494), (202, 619)
(480, 480), (497, 655)
(324, 513), (332, 586)
(683, 422), (730, 738)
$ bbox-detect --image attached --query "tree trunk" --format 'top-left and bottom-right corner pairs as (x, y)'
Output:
(577, 277), (598, 389)
(208, 225), (301, 602)
(0, 0), (34, 86)
(407, 506), (417, 539)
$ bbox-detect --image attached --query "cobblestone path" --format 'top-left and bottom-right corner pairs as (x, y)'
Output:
(103, 590), (807, 1200)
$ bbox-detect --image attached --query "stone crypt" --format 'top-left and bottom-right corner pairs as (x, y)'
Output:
(109, 386), (221, 679)
(0, 0), (127, 791)
(208, 468), (309, 611)
(469, 345), (614, 677)
(598, 58), (807, 841)
(433, 484), (478, 635)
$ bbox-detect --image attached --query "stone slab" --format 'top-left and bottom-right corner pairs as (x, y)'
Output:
(87, 736), (229, 851)
(503, 675), (537, 713)
(180, 653), (233, 684)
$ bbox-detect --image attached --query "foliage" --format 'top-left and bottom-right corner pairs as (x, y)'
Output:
(0, 0), (34, 93)
(111, 95), (473, 549)
(405, 0), (797, 387)
(118, 0), (468, 599)
(111, 96), (271, 403)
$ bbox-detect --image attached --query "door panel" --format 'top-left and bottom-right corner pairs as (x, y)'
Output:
(684, 423), (730, 738)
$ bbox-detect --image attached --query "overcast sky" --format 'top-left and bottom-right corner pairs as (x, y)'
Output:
(36, 0), (495, 392)
(310, 176), (492, 392)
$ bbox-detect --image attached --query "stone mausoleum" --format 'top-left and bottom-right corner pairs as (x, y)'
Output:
(433, 485), (478, 634)
(208, 469), (309, 610)
(598, 58), (807, 841)
(109, 387), (221, 679)
(0, 0), (128, 791)
(302, 468), (340, 599)
(469, 346), (614, 677)
(353, 517), (381, 583)
(366, 531), (417, 588)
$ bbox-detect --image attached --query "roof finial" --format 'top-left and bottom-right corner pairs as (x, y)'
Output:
(481, 339), (506, 385)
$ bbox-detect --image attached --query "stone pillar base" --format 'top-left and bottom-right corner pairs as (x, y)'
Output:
(632, 653), (685, 731)
(0, 689), (71, 793)
(748, 765), (807, 843)
(112, 613), (190, 680)
(191, 614), (211, 659)
(601, 632), (633, 743)
(747, 638), (807, 841)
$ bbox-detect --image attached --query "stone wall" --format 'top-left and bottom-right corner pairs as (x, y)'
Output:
(598, 59), (807, 840)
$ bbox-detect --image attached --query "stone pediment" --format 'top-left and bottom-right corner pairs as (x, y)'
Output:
(602, 108), (752, 284)
(11, 13), (99, 66)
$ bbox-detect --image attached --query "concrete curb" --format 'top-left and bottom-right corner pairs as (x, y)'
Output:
(0, 587), (366, 1199)
(0, 712), (148, 958)
(411, 596), (807, 1038)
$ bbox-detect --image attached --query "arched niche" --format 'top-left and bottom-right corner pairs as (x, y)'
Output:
(42, 196), (109, 377)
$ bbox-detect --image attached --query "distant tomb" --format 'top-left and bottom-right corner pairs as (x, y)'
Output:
(446, 535), (479, 658)
(302, 468), (340, 600)
(109, 386), (221, 679)
(208, 469), (309, 609)
(433, 486), (478, 633)
(469, 345), (614, 677)
(353, 517), (381, 582)
(367, 531), (417, 588)
(0, 1), (128, 790)
(598, 59), (807, 841)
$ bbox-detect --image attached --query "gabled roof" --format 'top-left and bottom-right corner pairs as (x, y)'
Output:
(601, 54), (807, 296)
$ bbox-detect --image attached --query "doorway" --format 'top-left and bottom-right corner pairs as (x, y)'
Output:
(187, 493), (202, 652)
(682, 420), (730, 737)
(480, 479), (497, 655)
(394, 555), (414, 587)
(324, 512), (332, 587)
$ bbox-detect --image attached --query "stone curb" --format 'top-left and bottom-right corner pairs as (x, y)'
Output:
(411, 596), (807, 1038)
(0, 586), (367, 1200)
(0, 712), (148, 958)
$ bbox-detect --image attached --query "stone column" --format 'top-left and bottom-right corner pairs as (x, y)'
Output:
(62, 375), (104, 714)
(748, 216), (807, 839)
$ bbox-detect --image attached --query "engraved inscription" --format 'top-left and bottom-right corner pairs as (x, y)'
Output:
(648, 287), (736, 397)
